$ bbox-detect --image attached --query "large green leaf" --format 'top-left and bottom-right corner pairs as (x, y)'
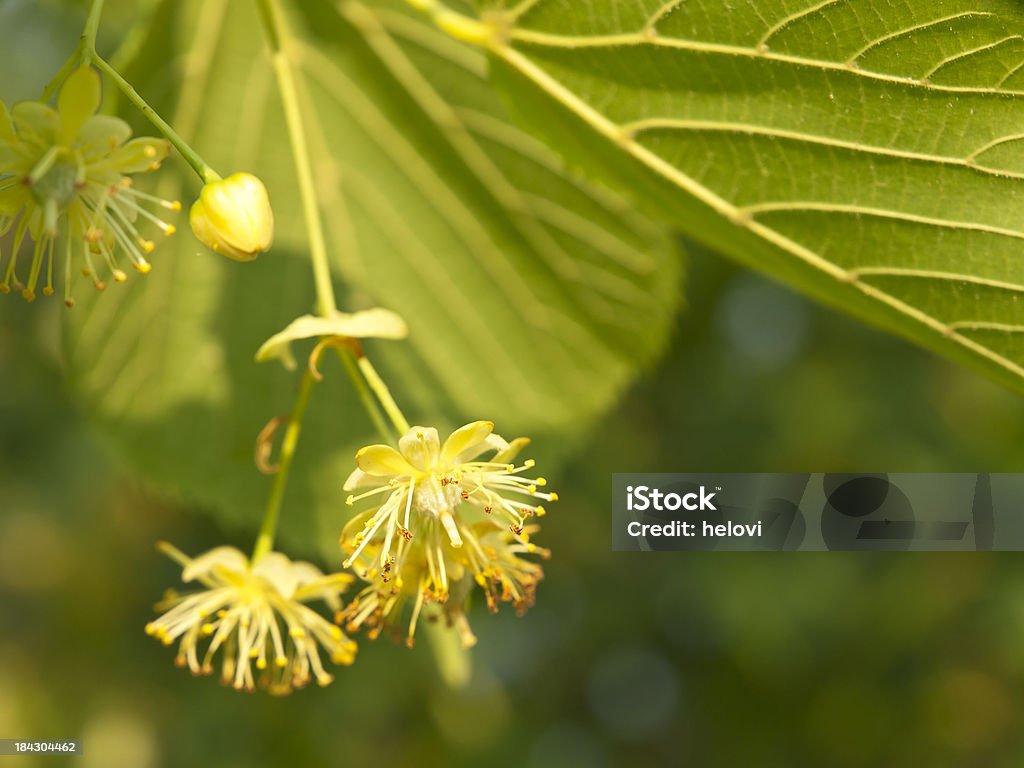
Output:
(446, 0), (1024, 393)
(63, 0), (680, 552)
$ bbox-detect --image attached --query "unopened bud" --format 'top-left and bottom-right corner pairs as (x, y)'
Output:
(189, 172), (274, 261)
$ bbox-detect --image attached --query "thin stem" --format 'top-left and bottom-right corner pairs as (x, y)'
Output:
(253, 371), (316, 561)
(40, 0), (106, 100)
(256, 0), (337, 318)
(79, 0), (105, 62)
(92, 56), (220, 183)
(358, 353), (411, 434)
(336, 347), (396, 444)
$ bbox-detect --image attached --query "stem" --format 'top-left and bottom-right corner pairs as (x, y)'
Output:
(40, 0), (106, 100)
(425, 622), (472, 688)
(92, 56), (220, 184)
(337, 347), (396, 444)
(253, 371), (316, 561)
(79, 0), (105, 63)
(255, 0), (337, 318)
(358, 354), (410, 434)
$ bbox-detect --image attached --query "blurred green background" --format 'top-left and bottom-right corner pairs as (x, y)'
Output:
(6, 1), (1024, 767)
(7, 245), (1024, 767)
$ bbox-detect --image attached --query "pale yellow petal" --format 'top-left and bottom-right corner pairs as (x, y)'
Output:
(355, 444), (415, 477)
(252, 551), (299, 598)
(493, 436), (531, 464)
(77, 114), (131, 153)
(441, 420), (494, 466)
(57, 66), (101, 145)
(399, 426), (440, 471)
(182, 546), (248, 582)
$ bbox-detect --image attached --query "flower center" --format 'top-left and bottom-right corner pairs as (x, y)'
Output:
(29, 158), (79, 209)
(411, 472), (462, 519)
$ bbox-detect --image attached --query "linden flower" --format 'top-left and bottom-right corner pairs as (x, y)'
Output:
(0, 65), (179, 306)
(146, 542), (357, 694)
(338, 421), (556, 647)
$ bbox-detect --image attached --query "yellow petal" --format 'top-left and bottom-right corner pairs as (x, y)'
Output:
(57, 65), (101, 145)
(12, 101), (58, 144)
(492, 436), (531, 464)
(356, 444), (415, 477)
(77, 115), (132, 153)
(255, 309), (407, 370)
(182, 546), (248, 582)
(441, 420), (494, 466)
(101, 137), (169, 173)
(399, 427), (440, 472)
(252, 552), (299, 598)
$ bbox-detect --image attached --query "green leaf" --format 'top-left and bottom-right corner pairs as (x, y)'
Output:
(63, 0), (681, 553)
(256, 308), (408, 370)
(455, 0), (1024, 393)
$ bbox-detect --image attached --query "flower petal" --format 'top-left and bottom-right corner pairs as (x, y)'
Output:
(399, 427), (440, 472)
(98, 136), (169, 173)
(57, 66), (101, 145)
(356, 444), (415, 477)
(255, 309), (407, 370)
(252, 551), (299, 598)
(77, 114), (132, 153)
(182, 546), (248, 583)
(441, 420), (495, 466)
(492, 436), (531, 465)
(12, 101), (58, 145)
(344, 467), (381, 491)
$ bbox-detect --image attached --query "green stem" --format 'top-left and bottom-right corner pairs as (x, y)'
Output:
(337, 347), (396, 444)
(255, 0), (337, 318)
(425, 621), (472, 688)
(79, 0), (105, 62)
(40, 0), (105, 99)
(253, 371), (316, 561)
(358, 354), (410, 434)
(92, 56), (220, 183)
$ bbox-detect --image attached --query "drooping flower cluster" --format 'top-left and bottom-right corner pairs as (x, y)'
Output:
(0, 65), (179, 306)
(338, 421), (556, 648)
(146, 543), (356, 694)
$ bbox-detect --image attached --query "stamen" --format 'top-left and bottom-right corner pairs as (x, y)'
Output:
(43, 236), (55, 296)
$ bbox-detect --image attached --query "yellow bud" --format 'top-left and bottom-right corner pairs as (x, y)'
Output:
(189, 172), (274, 261)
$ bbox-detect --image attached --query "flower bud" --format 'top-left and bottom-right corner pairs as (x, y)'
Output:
(189, 172), (274, 261)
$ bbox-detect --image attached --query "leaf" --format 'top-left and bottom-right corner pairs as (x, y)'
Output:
(256, 308), (408, 370)
(63, 0), (682, 553)
(449, 0), (1024, 393)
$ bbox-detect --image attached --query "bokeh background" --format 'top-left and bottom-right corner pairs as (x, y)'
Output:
(6, 1), (1024, 767)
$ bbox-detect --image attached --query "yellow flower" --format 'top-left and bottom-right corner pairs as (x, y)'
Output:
(338, 421), (555, 647)
(146, 542), (356, 694)
(189, 172), (273, 260)
(0, 65), (179, 306)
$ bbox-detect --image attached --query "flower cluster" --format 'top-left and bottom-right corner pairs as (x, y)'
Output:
(0, 65), (179, 306)
(337, 421), (556, 648)
(146, 543), (356, 694)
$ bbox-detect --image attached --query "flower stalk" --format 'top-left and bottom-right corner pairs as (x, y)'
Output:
(253, 371), (317, 562)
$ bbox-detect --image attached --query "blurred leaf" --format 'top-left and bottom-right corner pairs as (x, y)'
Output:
(63, 0), (682, 551)
(468, 0), (1024, 393)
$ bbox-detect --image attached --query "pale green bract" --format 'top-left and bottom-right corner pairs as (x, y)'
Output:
(460, 0), (1024, 393)
(256, 309), (408, 369)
